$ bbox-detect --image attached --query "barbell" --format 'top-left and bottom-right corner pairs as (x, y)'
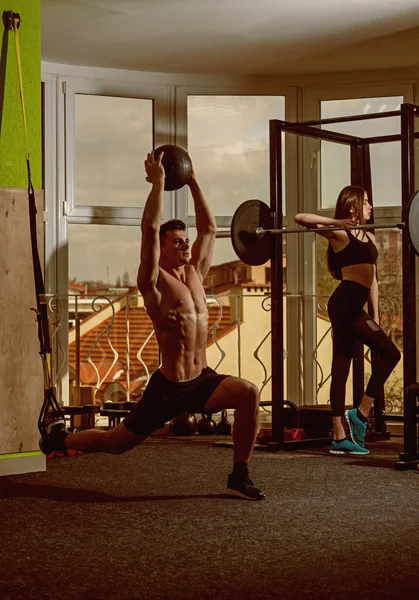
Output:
(215, 191), (419, 266)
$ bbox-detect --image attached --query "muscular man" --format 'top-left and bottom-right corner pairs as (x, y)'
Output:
(43, 151), (264, 501)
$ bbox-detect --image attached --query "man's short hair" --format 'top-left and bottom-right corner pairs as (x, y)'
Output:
(159, 219), (187, 239)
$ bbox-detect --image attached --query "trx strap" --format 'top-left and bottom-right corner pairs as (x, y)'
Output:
(0, 14), (10, 139)
(3, 11), (63, 439)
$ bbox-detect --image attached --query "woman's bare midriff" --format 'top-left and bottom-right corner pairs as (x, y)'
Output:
(341, 263), (375, 289)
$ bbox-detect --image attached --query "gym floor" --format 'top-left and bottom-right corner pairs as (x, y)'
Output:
(0, 436), (418, 600)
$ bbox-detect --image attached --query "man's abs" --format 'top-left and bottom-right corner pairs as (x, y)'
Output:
(147, 267), (209, 381)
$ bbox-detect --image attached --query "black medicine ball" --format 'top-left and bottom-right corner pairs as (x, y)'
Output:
(153, 144), (193, 191)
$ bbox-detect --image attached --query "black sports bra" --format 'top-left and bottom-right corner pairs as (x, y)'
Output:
(332, 230), (378, 270)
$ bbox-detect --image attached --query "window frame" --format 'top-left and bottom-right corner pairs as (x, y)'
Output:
(304, 82), (414, 220)
(43, 62), (417, 411)
(62, 76), (173, 225)
(175, 84), (298, 229)
(176, 84), (300, 403)
(300, 82), (414, 407)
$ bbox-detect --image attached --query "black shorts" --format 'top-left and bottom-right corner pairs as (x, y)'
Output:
(123, 367), (230, 436)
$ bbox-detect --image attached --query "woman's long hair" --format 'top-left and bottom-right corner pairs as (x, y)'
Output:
(326, 185), (367, 280)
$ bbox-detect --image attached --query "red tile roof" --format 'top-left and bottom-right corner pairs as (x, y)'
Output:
(69, 303), (236, 400)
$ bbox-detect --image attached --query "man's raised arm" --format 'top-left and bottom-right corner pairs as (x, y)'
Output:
(137, 152), (165, 294)
(189, 173), (217, 281)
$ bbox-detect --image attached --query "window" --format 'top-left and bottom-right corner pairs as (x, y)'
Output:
(63, 77), (170, 223)
(304, 87), (412, 408)
(68, 224), (140, 290)
(370, 228), (403, 412)
(187, 95), (285, 216)
(320, 96), (403, 208)
(74, 94), (153, 208)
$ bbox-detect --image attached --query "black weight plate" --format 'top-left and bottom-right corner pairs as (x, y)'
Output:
(231, 200), (273, 266)
(407, 190), (419, 256)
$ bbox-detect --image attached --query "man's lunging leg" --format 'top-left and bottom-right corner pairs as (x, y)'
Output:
(43, 420), (147, 455)
(205, 378), (265, 501)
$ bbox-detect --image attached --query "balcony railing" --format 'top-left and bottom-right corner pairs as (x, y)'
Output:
(46, 290), (404, 415)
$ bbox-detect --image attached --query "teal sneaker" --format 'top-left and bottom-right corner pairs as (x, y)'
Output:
(345, 408), (368, 447)
(329, 438), (369, 455)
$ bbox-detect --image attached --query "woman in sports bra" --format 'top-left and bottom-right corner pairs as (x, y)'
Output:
(294, 185), (400, 455)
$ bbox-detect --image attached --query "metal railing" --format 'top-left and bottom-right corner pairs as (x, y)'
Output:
(46, 290), (404, 414)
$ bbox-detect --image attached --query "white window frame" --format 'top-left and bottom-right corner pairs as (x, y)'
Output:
(42, 70), (175, 405)
(44, 66), (417, 410)
(42, 72), (58, 295)
(42, 72), (71, 404)
(175, 84), (298, 229)
(176, 84), (302, 403)
(304, 82), (414, 221)
(300, 82), (415, 407)
(62, 76), (173, 225)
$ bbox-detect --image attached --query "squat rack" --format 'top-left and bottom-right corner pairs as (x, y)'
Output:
(268, 103), (418, 462)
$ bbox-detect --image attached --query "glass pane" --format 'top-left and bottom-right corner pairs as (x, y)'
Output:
(187, 227), (278, 406)
(187, 227), (237, 268)
(320, 96), (403, 208)
(188, 227), (286, 288)
(187, 95), (285, 216)
(74, 95), (153, 208)
(320, 142), (350, 209)
(188, 226), (286, 413)
(366, 228), (403, 413)
(68, 224), (140, 289)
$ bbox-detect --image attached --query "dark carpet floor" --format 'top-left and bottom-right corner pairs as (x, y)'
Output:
(0, 437), (418, 600)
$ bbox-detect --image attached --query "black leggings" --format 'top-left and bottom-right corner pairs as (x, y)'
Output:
(327, 280), (401, 417)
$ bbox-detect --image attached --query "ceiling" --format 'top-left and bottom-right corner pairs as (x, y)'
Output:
(42, 0), (419, 75)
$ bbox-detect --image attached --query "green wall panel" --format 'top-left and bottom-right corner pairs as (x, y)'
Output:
(0, 0), (41, 189)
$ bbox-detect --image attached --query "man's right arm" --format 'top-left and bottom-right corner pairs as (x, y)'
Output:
(137, 152), (165, 295)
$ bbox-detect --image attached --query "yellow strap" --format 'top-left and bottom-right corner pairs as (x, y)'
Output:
(11, 15), (53, 387)
(43, 354), (53, 390)
(13, 16), (30, 161)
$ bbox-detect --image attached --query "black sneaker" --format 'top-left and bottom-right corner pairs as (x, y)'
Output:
(39, 420), (69, 455)
(225, 473), (265, 501)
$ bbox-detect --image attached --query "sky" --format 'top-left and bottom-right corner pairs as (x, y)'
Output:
(69, 94), (403, 285)
(320, 96), (403, 208)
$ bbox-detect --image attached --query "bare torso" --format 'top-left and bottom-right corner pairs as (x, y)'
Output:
(144, 265), (209, 381)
